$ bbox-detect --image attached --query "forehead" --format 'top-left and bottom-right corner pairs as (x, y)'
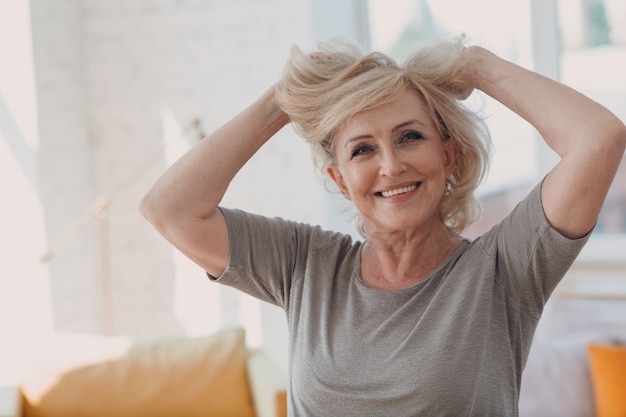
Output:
(336, 88), (435, 141)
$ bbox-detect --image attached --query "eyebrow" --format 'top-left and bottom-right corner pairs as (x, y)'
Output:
(343, 119), (426, 148)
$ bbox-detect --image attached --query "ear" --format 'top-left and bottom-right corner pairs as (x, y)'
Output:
(327, 165), (352, 201)
(443, 138), (460, 177)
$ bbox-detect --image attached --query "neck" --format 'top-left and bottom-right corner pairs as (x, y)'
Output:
(361, 224), (462, 290)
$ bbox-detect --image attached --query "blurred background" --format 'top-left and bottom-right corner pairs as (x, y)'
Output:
(1, 0), (625, 379)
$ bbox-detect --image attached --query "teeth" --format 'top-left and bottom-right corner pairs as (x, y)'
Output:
(381, 183), (417, 197)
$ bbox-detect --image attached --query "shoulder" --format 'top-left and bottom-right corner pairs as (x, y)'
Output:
(471, 181), (545, 252)
(474, 180), (591, 254)
(219, 207), (358, 253)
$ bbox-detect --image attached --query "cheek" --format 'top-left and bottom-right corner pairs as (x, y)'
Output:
(344, 164), (376, 192)
(425, 148), (452, 175)
(338, 173), (360, 199)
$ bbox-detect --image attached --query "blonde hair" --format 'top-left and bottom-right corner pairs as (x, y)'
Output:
(275, 37), (491, 235)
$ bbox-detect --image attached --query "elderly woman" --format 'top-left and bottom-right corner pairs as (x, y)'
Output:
(141, 38), (625, 416)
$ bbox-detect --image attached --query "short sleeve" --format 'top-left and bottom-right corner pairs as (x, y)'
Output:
(206, 208), (298, 308)
(209, 208), (352, 311)
(474, 180), (591, 317)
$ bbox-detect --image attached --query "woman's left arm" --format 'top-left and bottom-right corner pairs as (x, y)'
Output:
(466, 46), (626, 239)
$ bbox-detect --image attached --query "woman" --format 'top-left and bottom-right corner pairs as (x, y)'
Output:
(141, 38), (625, 416)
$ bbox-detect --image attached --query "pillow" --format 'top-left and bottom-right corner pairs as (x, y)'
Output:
(20, 327), (256, 417)
(588, 343), (626, 417)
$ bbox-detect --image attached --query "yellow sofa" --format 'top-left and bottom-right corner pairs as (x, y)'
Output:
(0, 327), (286, 417)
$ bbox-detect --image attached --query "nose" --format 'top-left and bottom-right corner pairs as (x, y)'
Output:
(379, 147), (407, 178)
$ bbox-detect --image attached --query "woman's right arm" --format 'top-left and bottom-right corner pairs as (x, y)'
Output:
(140, 85), (289, 277)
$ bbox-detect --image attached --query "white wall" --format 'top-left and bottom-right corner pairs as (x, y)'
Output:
(1, 0), (370, 376)
(22, 0), (362, 374)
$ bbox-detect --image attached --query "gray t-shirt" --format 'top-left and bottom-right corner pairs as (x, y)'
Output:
(212, 182), (589, 416)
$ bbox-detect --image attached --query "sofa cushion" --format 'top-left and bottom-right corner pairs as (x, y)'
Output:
(588, 343), (626, 417)
(20, 327), (256, 417)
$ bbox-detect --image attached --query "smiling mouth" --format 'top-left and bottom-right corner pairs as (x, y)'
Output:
(377, 182), (420, 198)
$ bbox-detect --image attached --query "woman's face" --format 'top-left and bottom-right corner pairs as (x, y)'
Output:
(327, 88), (458, 235)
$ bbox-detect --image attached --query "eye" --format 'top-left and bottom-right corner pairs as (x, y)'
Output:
(399, 131), (424, 143)
(350, 144), (374, 158)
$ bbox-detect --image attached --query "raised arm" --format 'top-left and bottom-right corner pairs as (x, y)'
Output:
(140, 86), (289, 276)
(466, 46), (626, 238)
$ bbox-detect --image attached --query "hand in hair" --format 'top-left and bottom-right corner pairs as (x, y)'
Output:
(403, 37), (477, 101)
